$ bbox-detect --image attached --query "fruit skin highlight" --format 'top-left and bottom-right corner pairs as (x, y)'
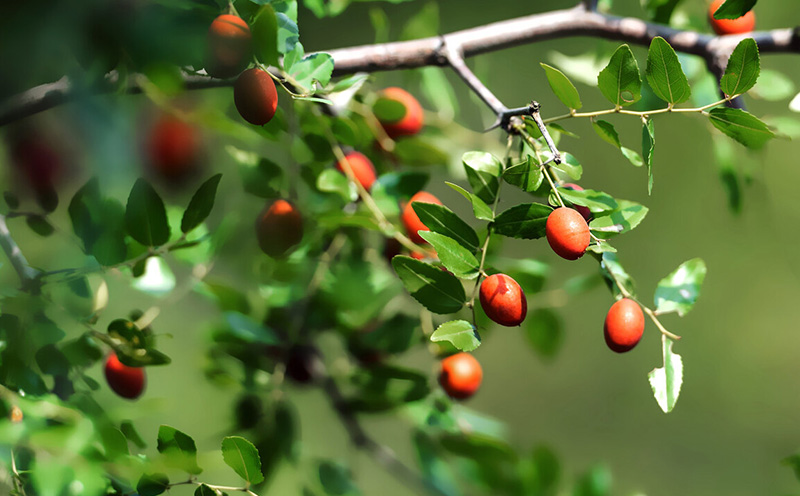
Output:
(376, 87), (424, 139)
(255, 199), (304, 257)
(234, 68), (278, 126)
(708, 0), (755, 35)
(104, 353), (145, 399)
(546, 207), (590, 260)
(479, 274), (527, 327)
(336, 152), (377, 191)
(604, 298), (645, 353)
(401, 191), (442, 244)
(207, 14), (252, 78)
(439, 352), (483, 400)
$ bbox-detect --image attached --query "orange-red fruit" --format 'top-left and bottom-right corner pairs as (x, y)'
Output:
(376, 87), (424, 139)
(336, 152), (377, 191)
(255, 199), (304, 257)
(562, 183), (592, 222)
(147, 114), (200, 182)
(479, 273), (527, 327)
(438, 353), (482, 400)
(104, 353), (145, 399)
(546, 207), (590, 260)
(401, 191), (442, 244)
(207, 14), (252, 78)
(708, 0), (755, 35)
(234, 68), (278, 126)
(604, 298), (645, 353)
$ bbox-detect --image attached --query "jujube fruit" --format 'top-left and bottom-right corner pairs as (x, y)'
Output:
(336, 152), (377, 191)
(562, 183), (592, 222)
(438, 353), (482, 400)
(104, 353), (145, 399)
(255, 199), (304, 257)
(708, 0), (755, 35)
(146, 114), (200, 183)
(207, 14), (252, 78)
(546, 207), (590, 260)
(604, 298), (645, 353)
(479, 273), (527, 327)
(234, 68), (278, 126)
(376, 87), (424, 139)
(401, 191), (442, 244)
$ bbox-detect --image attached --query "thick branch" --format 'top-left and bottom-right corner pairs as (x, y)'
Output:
(1, 4), (798, 125)
(0, 214), (40, 290)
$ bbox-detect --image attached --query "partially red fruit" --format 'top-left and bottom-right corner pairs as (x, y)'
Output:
(255, 199), (304, 257)
(479, 273), (527, 327)
(207, 14), (252, 78)
(376, 87), (424, 139)
(104, 353), (145, 399)
(546, 207), (590, 260)
(401, 191), (442, 244)
(234, 68), (278, 126)
(708, 0), (755, 35)
(604, 298), (645, 353)
(336, 152), (377, 191)
(147, 114), (200, 183)
(438, 352), (482, 400)
(562, 183), (592, 222)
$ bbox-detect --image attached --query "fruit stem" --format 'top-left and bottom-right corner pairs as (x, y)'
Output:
(468, 178), (503, 328)
(644, 306), (682, 341)
(518, 128), (565, 208)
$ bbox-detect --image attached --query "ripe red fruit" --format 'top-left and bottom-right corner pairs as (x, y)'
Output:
(604, 298), (645, 353)
(104, 353), (145, 399)
(255, 199), (304, 257)
(376, 87), (424, 139)
(479, 273), (527, 327)
(708, 0), (755, 35)
(546, 207), (590, 260)
(336, 152), (377, 191)
(562, 183), (592, 222)
(207, 14), (252, 78)
(234, 68), (278, 126)
(439, 353), (482, 400)
(147, 114), (200, 182)
(401, 191), (442, 244)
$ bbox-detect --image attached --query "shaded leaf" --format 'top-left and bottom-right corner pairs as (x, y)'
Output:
(125, 179), (170, 247)
(221, 436), (264, 484)
(392, 256), (465, 314)
(181, 174), (222, 233)
(418, 231), (480, 279)
(708, 107), (774, 149)
(492, 203), (553, 240)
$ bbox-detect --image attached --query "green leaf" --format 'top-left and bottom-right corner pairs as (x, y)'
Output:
(399, 1), (439, 41)
(431, 320), (481, 352)
(26, 215), (55, 237)
(463, 151), (501, 204)
(392, 256), (466, 314)
(720, 38), (760, 97)
(318, 461), (362, 496)
(446, 182), (493, 221)
(648, 337), (683, 413)
(221, 436), (265, 485)
(572, 465), (612, 496)
(591, 120), (643, 167)
(276, 12), (299, 54)
(708, 107), (774, 149)
(504, 156), (543, 192)
(522, 445), (560, 495)
(751, 69), (795, 101)
(345, 365), (430, 412)
(418, 232), (480, 279)
(599, 252), (636, 299)
(492, 203), (553, 240)
(373, 97), (407, 122)
(597, 45), (642, 107)
(642, 117), (655, 193)
(121, 420), (147, 449)
(523, 308), (563, 359)
(645, 36), (691, 105)
(181, 174), (222, 233)
(413, 203), (480, 253)
(712, 0), (756, 19)
(317, 168), (354, 202)
(551, 152), (583, 180)
(420, 66), (459, 120)
(195, 485), (218, 496)
(224, 312), (279, 345)
(540, 63), (582, 110)
(412, 430), (461, 496)
(556, 188), (618, 213)
(157, 425), (202, 475)
(291, 53), (335, 93)
(252, 5), (279, 66)
(125, 179), (170, 247)
(782, 453), (800, 482)
(654, 258), (707, 317)
(589, 200), (648, 237)
(136, 473), (170, 496)
(394, 137), (449, 167)
(329, 74), (369, 94)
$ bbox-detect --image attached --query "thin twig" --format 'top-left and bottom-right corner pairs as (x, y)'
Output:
(0, 214), (40, 290)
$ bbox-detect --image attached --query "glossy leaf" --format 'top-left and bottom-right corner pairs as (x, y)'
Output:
(712, 0), (756, 19)
(492, 203), (553, 240)
(136, 473), (170, 496)
(504, 156), (544, 192)
(556, 188), (618, 213)
(463, 151), (501, 204)
(157, 425), (202, 475)
(589, 200), (648, 236)
(540, 63), (582, 110)
(430, 320), (481, 352)
(418, 232), (480, 279)
(292, 53), (335, 92)
(446, 182), (494, 221)
(597, 44), (642, 107)
(646, 36), (691, 104)
(181, 174), (222, 234)
(413, 203), (480, 252)
(654, 258), (707, 316)
(392, 256), (466, 314)
(648, 337), (683, 413)
(221, 436), (264, 484)
(126, 179), (170, 247)
(551, 152), (583, 180)
(708, 107), (774, 149)
(721, 37), (760, 96)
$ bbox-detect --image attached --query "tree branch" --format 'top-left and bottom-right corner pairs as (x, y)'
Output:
(0, 214), (40, 290)
(1, 4), (798, 126)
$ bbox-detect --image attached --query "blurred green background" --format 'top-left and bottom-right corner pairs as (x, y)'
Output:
(2, 0), (800, 495)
